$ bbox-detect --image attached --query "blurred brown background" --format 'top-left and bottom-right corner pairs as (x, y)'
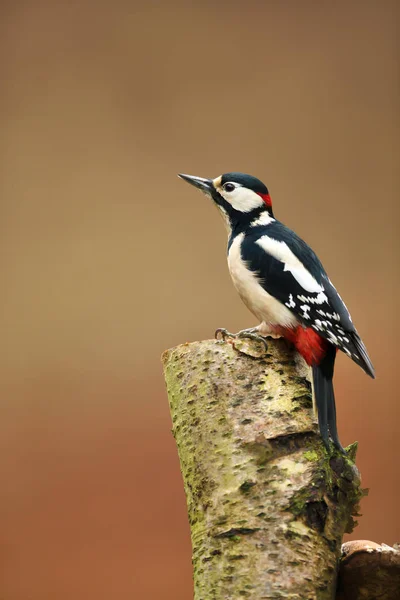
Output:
(0, 1), (399, 598)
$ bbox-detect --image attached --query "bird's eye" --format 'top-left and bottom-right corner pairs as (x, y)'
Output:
(224, 183), (236, 193)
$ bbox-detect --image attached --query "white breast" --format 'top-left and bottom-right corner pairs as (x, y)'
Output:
(227, 233), (299, 327)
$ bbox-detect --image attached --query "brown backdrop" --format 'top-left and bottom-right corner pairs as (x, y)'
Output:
(1, 1), (399, 598)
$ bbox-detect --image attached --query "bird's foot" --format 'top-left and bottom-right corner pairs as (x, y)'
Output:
(215, 327), (234, 341)
(236, 331), (269, 351)
(215, 328), (269, 353)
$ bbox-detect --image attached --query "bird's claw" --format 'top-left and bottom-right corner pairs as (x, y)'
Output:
(237, 331), (269, 351)
(215, 328), (269, 353)
(215, 327), (233, 341)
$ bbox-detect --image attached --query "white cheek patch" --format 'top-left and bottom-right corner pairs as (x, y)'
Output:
(220, 186), (264, 212)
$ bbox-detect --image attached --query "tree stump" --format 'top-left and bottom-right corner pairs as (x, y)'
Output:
(162, 337), (364, 600)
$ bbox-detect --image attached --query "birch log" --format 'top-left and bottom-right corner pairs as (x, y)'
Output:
(162, 337), (364, 600)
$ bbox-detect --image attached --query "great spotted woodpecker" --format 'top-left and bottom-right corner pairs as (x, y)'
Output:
(179, 171), (375, 453)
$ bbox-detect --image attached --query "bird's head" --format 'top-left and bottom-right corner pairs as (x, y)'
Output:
(178, 172), (273, 230)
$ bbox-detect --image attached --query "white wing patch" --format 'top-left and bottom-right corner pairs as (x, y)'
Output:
(256, 236), (324, 294)
(285, 294), (296, 309)
(227, 234), (299, 327)
(300, 304), (311, 319)
(316, 309), (340, 320)
(254, 236), (357, 349)
(297, 291), (329, 305)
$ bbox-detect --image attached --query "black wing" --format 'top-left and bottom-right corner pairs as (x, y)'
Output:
(240, 222), (375, 378)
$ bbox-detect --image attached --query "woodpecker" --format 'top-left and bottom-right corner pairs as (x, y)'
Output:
(179, 171), (375, 453)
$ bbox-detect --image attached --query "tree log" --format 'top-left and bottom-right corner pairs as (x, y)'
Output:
(162, 337), (364, 600)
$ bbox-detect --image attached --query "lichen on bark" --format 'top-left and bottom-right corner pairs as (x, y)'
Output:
(162, 337), (364, 600)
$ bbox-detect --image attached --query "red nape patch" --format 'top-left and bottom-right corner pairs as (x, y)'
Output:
(257, 193), (272, 207)
(277, 326), (328, 366)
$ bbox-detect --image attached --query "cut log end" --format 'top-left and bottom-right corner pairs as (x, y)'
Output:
(337, 541), (400, 600)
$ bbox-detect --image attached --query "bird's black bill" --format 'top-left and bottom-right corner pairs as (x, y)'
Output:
(178, 173), (213, 194)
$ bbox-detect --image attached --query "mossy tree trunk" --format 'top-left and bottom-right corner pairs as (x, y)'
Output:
(162, 337), (363, 600)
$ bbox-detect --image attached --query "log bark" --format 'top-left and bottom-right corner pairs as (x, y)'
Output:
(337, 541), (400, 600)
(162, 337), (364, 600)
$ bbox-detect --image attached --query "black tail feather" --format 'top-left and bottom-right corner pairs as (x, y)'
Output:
(326, 380), (345, 453)
(312, 345), (345, 453)
(351, 331), (375, 379)
(313, 364), (330, 450)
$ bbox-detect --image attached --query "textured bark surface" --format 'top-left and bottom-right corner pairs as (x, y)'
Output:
(337, 541), (400, 600)
(162, 337), (364, 600)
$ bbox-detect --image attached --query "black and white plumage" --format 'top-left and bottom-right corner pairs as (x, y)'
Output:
(179, 171), (375, 452)
(235, 220), (373, 375)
